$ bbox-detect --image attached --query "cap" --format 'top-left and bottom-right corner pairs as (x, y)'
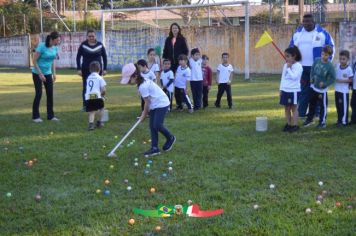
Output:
(121, 63), (136, 84)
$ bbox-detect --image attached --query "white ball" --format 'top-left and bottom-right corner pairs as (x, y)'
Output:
(127, 186), (132, 191)
(316, 200), (322, 205)
(327, 210), (332, 214)
(168, 167), (173, 171)
(253, 204), (259, 209)
(134, 162), (138, 166)
(168, 161), (173, 165)
(269, 184), (275, 189)
(318, 181), (323, 186)
(305, 208), (312, 214)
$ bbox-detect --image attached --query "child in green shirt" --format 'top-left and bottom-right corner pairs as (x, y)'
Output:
(303, 45), (336, 128)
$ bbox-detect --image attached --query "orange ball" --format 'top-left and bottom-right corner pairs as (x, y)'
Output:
(336, 202), (341, 208)
(155, 226), (161, 231)
(128, 218), (135, 225)
(33, 158), (38, 163)
(104, 179), (110, 185)
(28, 160), (33, 167)
(150, 187), (156, 193)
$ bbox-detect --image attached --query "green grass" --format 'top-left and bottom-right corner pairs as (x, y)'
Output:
(0, 68), (355, 236)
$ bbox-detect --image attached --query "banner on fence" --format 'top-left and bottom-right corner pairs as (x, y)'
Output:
(340, 22), (356, 65)
(0, 35), (30, 67)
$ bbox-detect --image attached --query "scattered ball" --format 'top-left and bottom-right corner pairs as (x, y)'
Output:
(269, 184), (275, 189)
(4, 147), (8, 151)
(83, 153), (88, 159)
(96, 189), (101, 194)
(168, 167), (173, 171)
(33, 158), (38, 163)
(5, 140), (10, 144)
(168, 161), (173, 166)
(6, 192), (12, 198)
(316, 200), (322, 205)
(148, 160), (153, 164)
(127, 186), (132, 191)
(327, 210), (333, 214)
(148, 139), (151, 143)
(317, 195), (323, 201)
(143, 141), (147, 144)
(124, 179), (129, 184)
(132, 140), (136, 143)
(28, 160), (33, 167)
(161, 173), (168, 178)
(187, 200), (193, 205)
(335, 202), (341, 208)
(102, 145), (106, 149)
(35, 194), (42, 202)
(146, 164), (151, 168)
(155, 226), (161, 232)
(144, 170), (150, 175)
(134, 162), (139, 167)
(150, 187), (156, 193)
(128, 218), (135, 225)
(109, 165), (114, 169)
(104, 190), (110, 196)
(104, 179), (110, 185)
(318, 181), (323, 186)
(127, 144), (131, 147)
(50, 131), (54, 135)
(321, 190), (327, 196)
(19, 146), (24, 151)
(253, 204), (259, 209)
(134, 158), (138, 162)
(114, 136), (118, 139)
(347, 205), (353, 209)
(305, 208), (312, 214)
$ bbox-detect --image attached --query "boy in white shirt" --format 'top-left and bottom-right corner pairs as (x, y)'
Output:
(160, 59), (175, 111)
(351, 62), (356, 124)
(188, 48), (203, 110)
(215, 52), (234, 109)
(334, 50), (354, 126)
(85, 61), (107, 130)
(174, 54), (193, 113)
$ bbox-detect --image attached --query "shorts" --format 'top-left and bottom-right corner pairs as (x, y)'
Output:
(85, 99), (104, 112)
(279, 91), (300, 106)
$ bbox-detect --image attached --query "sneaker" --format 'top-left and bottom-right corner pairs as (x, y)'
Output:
(188, 109), (194, 113)
(283, 124), (291, 132)
(88, 123), (95, 131)
(303, 120), (314, 127)
(316, 123), (326, 129)
(144, 147), (160, 157)
(96, 121), (104, 128)
(289, 125), (300, 133)
(49, 117), (60, 121)
(163, 135), (176, 152)
(33, 118), (43, 123)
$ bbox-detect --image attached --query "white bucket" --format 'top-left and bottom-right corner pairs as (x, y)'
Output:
(102, 109), (109, 122)
(256, 117), (268, 132)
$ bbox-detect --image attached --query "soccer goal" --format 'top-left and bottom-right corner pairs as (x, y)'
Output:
(100, 1), (251, 79)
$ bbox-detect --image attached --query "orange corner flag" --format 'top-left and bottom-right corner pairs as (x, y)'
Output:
(255, 31), (273, 49)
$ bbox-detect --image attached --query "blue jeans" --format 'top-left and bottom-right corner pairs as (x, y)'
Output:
(149, 106), (172, 149)
(298, 66), (311, 117)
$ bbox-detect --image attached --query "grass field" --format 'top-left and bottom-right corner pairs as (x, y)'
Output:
(0, 68), (355, 236)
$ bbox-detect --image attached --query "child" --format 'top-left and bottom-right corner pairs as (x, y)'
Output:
(120, 63), (176, 157)
(174, 54), (193, 113)
(160, 59), (174, 111)
(188, 48), (203, 110)
(202, 55), (212, 108)
(147, 48), (160, 83)
(334, 50), (353, 126)
(351, 62), (356, 124)
(215, 52), (234, 109)
(85, 61), (107, 130)
(137, 59), (156, 111)
(303, 45), (336, 128)
(279, 46), (303, 132)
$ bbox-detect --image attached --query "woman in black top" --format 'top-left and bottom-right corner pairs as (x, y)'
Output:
(76, 30), (107, 110)
(163, 23), (189, 73)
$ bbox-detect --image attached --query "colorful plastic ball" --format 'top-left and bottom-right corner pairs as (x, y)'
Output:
(102, 145), (106, 149)
(253, 204), (259, 209)
(124, 179), (129, 184)
(161, 173), (167, 178)
(110, 165), (114, 169)
(104, 179), (110, 185)
(148, 139), (151, 142)
(134, 158), (138, 162)
(155, 226), (161, 231)
(33, 158), (38, 163)
(168, 161), (173, 166)
(321, 190), (328, 196)
(316, 200), (322, 205)
(327, 210), (333, 214)
(6, 192), (12, 197)
(132, 140), (136, 143)
(146, 164), (151, 168)
(28, 160), (33, 167)
(168, 167), (173, 171)
(317, 195), (323, 201)
(134, 162), (139, 167)
(305, 208), (311, 214)
(269, 184), (275, 189)
(19, 146), (24, 151)
(335, 202), (341, 208)
(114, 136), (118, 139)
(150, 187), (156, 193)
(318, 181), (323, 186)
(187, 200), (193, 205)
(35, 194), (42, 202)
(96, 189), (101, 194)
(127, 186), (132, 191)
(104, 190), (110, 196)
(4, 147), (8, 151)
(50, 131), (54, 135)
(144, 170), (150, 175)
(148, 160), (153, 164)
(143, 141), (147, 144)
(128, 218), (135, 225)
(347, 205), (353, 209)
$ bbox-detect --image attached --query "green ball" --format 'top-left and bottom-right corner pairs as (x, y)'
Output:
(6, 192), (12, 197)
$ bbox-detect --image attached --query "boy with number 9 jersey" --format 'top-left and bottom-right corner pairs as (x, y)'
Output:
(85, 61), (107, 130)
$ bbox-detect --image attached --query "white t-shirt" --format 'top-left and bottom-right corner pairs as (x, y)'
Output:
(188, 58), (203, 81)
(149, 63), (160, 73)
(217, 64), (234, 83)
(174, 66), (191, 89)
(334, 64), (353, 93)
(139, 79), (170, 110)
(85, 72), (106, 100)
(160, 70), (174, 93)
(279, 62), (303, 92)
(141, 70), (156, 82)
(297, 29), (316, 66)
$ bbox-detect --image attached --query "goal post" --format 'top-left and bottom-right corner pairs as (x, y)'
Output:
(101, 0), (250, 79)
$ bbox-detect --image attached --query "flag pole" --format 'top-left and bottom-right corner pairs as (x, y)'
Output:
(271, 41), (286, 60)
